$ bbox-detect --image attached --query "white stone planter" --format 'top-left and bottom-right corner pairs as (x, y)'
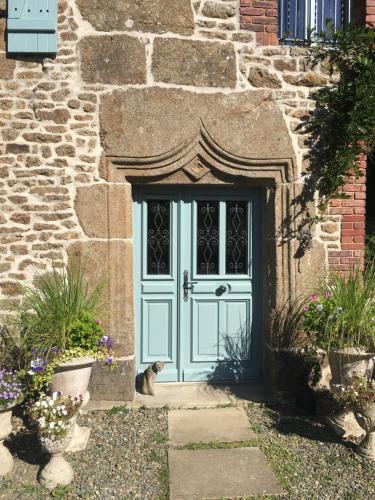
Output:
(355, 404), (375, 461)
(327, 349), (374, 439)
(39, 425), (74, 490)
(0, 406), (14, 476)
(50, 356), (95, 452)
(329, 349), (374, 385)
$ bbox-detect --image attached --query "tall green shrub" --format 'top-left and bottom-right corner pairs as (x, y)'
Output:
(303, 265), (375, 351)
(16, 263), (103, 354)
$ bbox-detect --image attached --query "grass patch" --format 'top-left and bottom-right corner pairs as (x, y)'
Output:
(151, 432), (168, 444)
(51, 484), (73, 497)
(106, 406), (130, 415)
(156, 466), (169, 500)
(180, 440), (258, 450)
(148, 450), (163, 462)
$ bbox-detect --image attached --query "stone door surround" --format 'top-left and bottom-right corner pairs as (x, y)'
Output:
(70, 87), (300, 397)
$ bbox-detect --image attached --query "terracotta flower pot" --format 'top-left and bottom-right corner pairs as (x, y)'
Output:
(355, 404), (375, 461)
(0, 406), (14, 476)
(39, 424), (74, 490)
(50, 357), (95, 452)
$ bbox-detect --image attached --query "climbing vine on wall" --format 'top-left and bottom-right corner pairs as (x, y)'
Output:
(303, 24), (375, 211)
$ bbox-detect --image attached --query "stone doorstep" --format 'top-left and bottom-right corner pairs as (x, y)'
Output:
(168, 407), (256, 445)
(168, 447), (283, 499)
(87, 383), (278, 411)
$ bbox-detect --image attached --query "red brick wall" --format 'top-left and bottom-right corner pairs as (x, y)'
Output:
(240, 0), (374, 45)
(365, 0), (375, 24)
(239, 1), (278, 45)
(328, 159), (367, 272)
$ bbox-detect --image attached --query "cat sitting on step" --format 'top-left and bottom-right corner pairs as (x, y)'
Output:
(136, 361), (165, 396)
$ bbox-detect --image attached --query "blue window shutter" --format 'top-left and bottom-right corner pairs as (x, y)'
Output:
(315, 0), (352, 33)
(279, 0), (307, 42)
(7, 0), (57, 54)
(280, 1), (352, 42)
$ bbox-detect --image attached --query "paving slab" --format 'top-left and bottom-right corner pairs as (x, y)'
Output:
(168, 407), (255, 445)
(169, 447), (283, 499)
(134, 382), (277, 409)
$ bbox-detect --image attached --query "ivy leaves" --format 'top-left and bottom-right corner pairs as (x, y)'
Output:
(305, 24), (375, 210)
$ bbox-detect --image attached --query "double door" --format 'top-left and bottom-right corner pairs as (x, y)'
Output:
(134, 187), (262, 382)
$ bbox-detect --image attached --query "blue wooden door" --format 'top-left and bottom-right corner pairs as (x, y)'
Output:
(134, 188), (262, 383)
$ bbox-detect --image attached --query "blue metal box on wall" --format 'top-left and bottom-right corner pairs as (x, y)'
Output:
(7, 0), (57, 54)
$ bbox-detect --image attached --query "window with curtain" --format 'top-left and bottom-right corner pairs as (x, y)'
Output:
(279, 0), (353, 42)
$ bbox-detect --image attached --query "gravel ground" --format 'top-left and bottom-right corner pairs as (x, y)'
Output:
(0, 407), (169, 500)
(1, 402), (375, 499)
(246, 402), (375, 500)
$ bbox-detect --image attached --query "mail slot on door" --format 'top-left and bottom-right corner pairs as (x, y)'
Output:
(7, 0), (57, 54)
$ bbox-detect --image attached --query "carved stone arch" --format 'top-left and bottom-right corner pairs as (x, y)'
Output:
(71, 87), (307, 397)
(100, 87), (297, 187)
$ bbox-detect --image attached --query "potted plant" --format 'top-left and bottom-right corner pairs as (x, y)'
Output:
(303, 264), (375, 436)
(0, 369), (23, 476)
(269, 295), (330, 413)
(334, 375), (375, 460)
(28, 392), (82, 489)
(15, 262), (115, 450)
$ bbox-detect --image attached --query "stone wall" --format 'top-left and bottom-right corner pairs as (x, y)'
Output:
(0, 0), (368, 398)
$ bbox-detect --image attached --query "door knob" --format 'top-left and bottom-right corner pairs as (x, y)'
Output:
(217, 285), (227, 294)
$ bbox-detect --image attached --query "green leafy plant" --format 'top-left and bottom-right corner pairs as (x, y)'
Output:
(334, 375), (375, 410)
(15, 262), (104, 354)
(66, 312), (104, 351)
(303, 265), (375, 351)
(303, 23), (375, 210)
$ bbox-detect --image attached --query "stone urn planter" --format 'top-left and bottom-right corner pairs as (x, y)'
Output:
(328, 348), (374, 384)
(354, 404), (375, 461)
(38, 425), (74, 490)
(0, 406), (14, 476)
(50, 356), (95, 452)
(326, 348), (374, 439)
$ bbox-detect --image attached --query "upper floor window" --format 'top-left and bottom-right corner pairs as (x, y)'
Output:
(279, 0), (353, 43)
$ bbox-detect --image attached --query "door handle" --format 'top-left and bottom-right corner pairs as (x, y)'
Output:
(183, 270), (197, 302)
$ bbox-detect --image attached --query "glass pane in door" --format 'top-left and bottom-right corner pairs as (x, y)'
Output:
(147, 200), (170, 275)
(196, 200), (219, 274)
(226, 201), (248, 274)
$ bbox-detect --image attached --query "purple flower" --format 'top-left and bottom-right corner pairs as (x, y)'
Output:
(106, 356), (113, 365)
(309, 294), (318, 302)
(96, 319), (102, 325)
(30, 356), (48, 374)
(323, 291), (331, 298)
(303, 304), (309, 312)
(98, 335), (114, 350)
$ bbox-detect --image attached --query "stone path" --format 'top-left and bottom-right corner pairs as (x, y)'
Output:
(168, 406), (283, 499)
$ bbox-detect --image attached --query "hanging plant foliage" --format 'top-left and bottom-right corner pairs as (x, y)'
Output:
(303, 23), (375, 211)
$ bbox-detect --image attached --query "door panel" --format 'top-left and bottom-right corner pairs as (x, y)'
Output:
(134, 187), (262, 383)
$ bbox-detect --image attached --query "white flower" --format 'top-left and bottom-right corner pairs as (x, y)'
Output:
(49, 422), (55, 429)
(27, 370), (35, 376)
(316, 304), (323, 312)
(48, 400), (54, 407)
(52, 392), (59, 400)
(35, 401), (41, 407)
(62, 410), (68, 416)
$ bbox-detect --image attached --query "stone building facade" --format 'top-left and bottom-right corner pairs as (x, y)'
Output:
(0, 0), (371, 399)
